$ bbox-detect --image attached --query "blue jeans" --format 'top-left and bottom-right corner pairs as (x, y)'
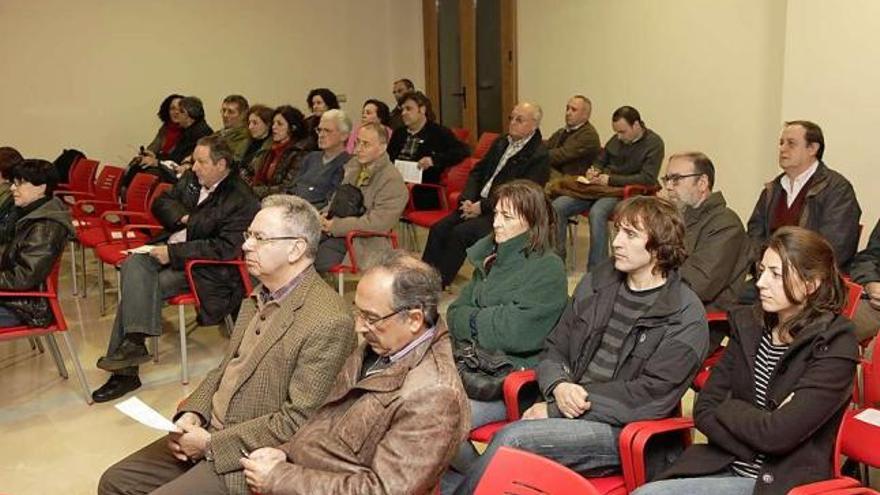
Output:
(632, 476), (756, 495)
(447, 399), (508, 478)
(0, 304), (22, 327)
(553, 195), (619, 270)
(450, 418), (621, 495)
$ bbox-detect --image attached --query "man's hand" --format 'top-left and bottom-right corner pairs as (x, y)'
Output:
(459, 200), (481, 219)
(180, 215), (189, 225)
(150, 245), (171, 265)
(595, 174), (610, 186)
(140, 150), (158, 167)
(241, 447), (287, 494)
(417, 156), (434, 170)
(522, 401), (549, 420)
(552, 382), (591, 419)
(177, 423), (211, 460)
(584, 167), (601, 180)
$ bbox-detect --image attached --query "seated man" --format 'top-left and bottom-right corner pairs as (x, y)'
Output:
(389, 78), (415, 131)
(746, 120), (861, 268)
(98, 195), (356, 495)
(422, 101), (550, 288)
(215, 94), (251, 163)
(545, 94), (601, 179)
(92, 135), (261, 402)
(287, 109), (351, 209)
(552, 105), (664, 271)
(314, 122), (408, 273)
(387, 90), (470, 209)
(239, 251), (470, 495)
(450, 196), (709, 494)
(849, 219), (880, 344)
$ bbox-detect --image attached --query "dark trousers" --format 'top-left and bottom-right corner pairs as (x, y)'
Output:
(98, 437), (228, 495)
(314, 235), (348, 273)
(422, 210), (493, 287)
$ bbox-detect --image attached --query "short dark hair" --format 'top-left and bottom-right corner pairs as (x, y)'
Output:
(179, 96), (206, 122)
(612, 196), (687, 276)
(246, 104), (274, 128)
(785, 120), (825, 160)
(363, 99), (392, 127)
(612, 105), (644, 127)
(306, 88), (340, 111)
(157, 94), (184, 124)
(669, 151), (716, 190)
(274, 105), (308, 141)
(10, 159), (60, 196)
(401, 91), (436, 122)
(394, 78), (415, 90)
(0, 146), (24, 180)
(223, 94), (249, 114)
(368, 250), (442, 327)
(196, 135), (235, 171)
(491, 180), (556, 254)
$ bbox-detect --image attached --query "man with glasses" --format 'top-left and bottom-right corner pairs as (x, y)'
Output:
(239, 251), (470, 495)
(287, 109), (351, 209)
(422, 101), (549, 288)
(91, 135), (260, 402)
(552, 105), (664, 271)
(99, 195), (356, 495)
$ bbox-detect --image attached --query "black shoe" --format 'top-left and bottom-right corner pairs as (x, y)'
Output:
(92, 375), (141, 403)
(96, 339), (150, 371)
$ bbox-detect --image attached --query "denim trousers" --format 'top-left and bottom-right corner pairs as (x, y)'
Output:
(552, 195), (619, 270)
(632, 475), (756, 495)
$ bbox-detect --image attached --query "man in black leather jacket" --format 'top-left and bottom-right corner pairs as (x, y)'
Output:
(92, 135), (260, 403)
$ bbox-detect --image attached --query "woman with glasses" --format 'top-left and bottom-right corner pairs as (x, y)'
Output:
(633, 226), (859, 495)
(245, 105), (310, 199)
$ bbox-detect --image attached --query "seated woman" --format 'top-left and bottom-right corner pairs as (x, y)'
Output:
(633, 226), (859, 495)
(0, 159), (74, 327)
(345, 99), (392, 153)
(303, 88), (340, 150)
(141, 96), (213, 168)
(445, 179), (568, 476)
(287, 109), (351, 209)
(246, 105), (309, 199)
(120, 94), (184, 195)
(0, 147), (24, 245)
(239, 104), (274, 172)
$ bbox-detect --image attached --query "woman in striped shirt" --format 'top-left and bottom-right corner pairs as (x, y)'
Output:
(634, 226), (859, 495)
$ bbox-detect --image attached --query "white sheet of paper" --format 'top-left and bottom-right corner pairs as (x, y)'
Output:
(394, 159), (423, 184)
(123, 244), (156, 255)
(115, 397), (179, 432)
(854, 407), (880, 427)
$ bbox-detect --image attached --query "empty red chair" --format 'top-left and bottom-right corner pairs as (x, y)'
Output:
(474, 446), (607, 495)
(401, 158), (477, 249)
(54, 157), (99, 196)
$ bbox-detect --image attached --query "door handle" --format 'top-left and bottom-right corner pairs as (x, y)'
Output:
(450, 86), (468, 108)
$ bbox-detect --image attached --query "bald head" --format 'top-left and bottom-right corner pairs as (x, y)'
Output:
(509, 101), (542, 140)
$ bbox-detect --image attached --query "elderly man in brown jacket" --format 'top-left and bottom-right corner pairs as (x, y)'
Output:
(315, 122), (409, 272)
(98, 195), (356, 495)
(241, 251), (470, 495)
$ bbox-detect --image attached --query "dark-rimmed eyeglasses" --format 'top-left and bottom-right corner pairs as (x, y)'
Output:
(352, 306), (406, 328)
(243, 231), (302, 244)
(660, 173), (702, 186)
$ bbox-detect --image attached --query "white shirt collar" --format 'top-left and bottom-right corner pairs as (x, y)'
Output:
(780, 160), (819, 207)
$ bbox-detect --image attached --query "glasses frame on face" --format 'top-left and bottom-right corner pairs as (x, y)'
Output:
(660, 173), (703, 186)
(243, 231), (302, 245)
(353, 306), (406, 329)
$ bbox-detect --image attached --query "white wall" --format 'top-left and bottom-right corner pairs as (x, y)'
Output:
(0, 0), (423, 166)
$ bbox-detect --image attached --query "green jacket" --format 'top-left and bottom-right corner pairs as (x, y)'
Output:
(217, 125), (251, 162)
(448, 232), (568, 368)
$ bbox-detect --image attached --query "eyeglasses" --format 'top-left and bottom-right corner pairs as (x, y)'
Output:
(352, 306), (405, 328)
(315, 127), (335, 135)
(243, 231), (302, 244)
(659, 173), (703, 186)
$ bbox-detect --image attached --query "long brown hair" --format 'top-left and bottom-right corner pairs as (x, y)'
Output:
(491, 180), (556, 255)
(761, 226), (846, 341)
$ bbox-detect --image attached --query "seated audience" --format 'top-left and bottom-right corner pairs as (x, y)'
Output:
(422, 101), (550, 288)
(247, 105), (309, 199)
(120, 94), (184, 191)
(387, 91), (470, 209)
(98, 195), (356, 495)
(390, 77), (416, 130)
(0, 159), (73, 327)
(303, 88), (340, 150)
(545, 94), (601, 178)
(214, 94), (251, 162)
(314, 122), (408, 273)
(746, 120), (861, 269)
(552, 105), (664, 271)
(346, 99), (392, 154)
(633, 226), (859, 495)
(287, 109), (350, 209)
(239, 104), (274, 172)
(239, 251), (470, 495)
(446, 179), (568, 475)
(91, 136), (260, 402)
(0, 146), (24, 245)
(849, 219), (880, 344)
(142, 96), (214, 167)
(450, 196), (709, 495)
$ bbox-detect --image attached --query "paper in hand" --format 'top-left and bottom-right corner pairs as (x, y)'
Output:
(115, 396), (179, 432)
(394, 160), (423, 184)
(123, 244), (156, 255)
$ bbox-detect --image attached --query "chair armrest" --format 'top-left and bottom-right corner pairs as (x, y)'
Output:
(502, 369), (538, 421)
(54, 190), (96, 204)
(183, 259), (251, 308)
(623, 184), (660, 198)
(0, 290), (53, 298)
(100, 210), (152, 223)
(621, 417), (695, 490)
(343, 230), (399, 273)
(706, 311), (727, 322)
(787, 478), (862, 495)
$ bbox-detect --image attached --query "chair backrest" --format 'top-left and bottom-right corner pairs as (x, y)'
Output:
(842, 279), (863, 319)
(44, 260), (66, 331)
(474, 446), (602, 495)
(443, 157), (477, 206)
(145, 182), (173, 224)
(834, 408), (880, 475)
(67, 157), (100, 193)
(473, 132), (499, 160)
(451, 127), (471, 143)
(864, 337), (879, 407)
(92, 165), (125, 202)
(124, 173), (160, 213)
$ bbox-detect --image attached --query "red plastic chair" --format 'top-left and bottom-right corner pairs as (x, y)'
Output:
(0, 261), (92, 404)
(327, 230), (399, 295)
(474, 446), (608, 495)
(164, 259), (253, 384)
(451, 127), (471, 144)
(401, 157), (477, 249)
(54, 157), (99, 196)
(473, 132), (499, 160)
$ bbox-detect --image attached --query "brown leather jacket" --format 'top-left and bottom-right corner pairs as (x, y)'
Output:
(264, 323), (470, 495)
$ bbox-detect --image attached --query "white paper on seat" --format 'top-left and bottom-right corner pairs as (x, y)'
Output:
(854, 408), (880, 428)
(115, 396), (179, 432)
(123, 244), (156, 255)
(394, 160), (423, 184)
